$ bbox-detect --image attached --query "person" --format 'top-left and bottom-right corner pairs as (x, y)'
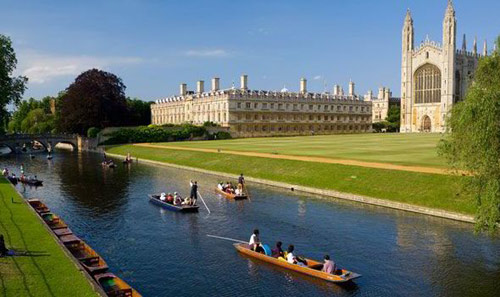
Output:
(238, 173), (245, 185)
(217, 182), (223, 191)
(160, 193), (166, 201)
(249, 229), (264, 253)
(321, 255), (341, 275)
(167, 193), (174, 204)
(2, 168), (8, 176)
(20, 163), (24, 175)
(189, 180), (198, 206)
(174, 194), (183, 206)
(182, 197), (192, 205)
(286, 245), (307, 266)
(235, 183), (243, 196)
(271, 241), (284, 258)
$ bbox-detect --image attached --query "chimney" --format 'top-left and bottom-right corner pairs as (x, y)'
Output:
(348, 80), (355, 96)
(364, 90), (373, 101)
(211, 77), (220, 91)
(180, 83), (187, 96)
(300, 78), (307, 94)
(240, 74), (248, 90)
(197, 80), (205, 94)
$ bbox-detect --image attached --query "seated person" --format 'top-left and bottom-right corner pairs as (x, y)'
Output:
(249, 229), (264, 253)
(286, 245), (307, 266)
(271, 241), (284, 258)
(322, 255), (342, 275)
(174, 195), (183, 206)
(167, 193), (174, 204)
(182, 197), (192, 205)
(159, 193), (166, 201)
(217, 183), (224, 190)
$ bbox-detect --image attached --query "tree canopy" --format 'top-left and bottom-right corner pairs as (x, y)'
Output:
(58, 69), (129, 134)
(0, 34), (28, 132)
(439, 37), (500, 232)
(8, 97), (54, 133)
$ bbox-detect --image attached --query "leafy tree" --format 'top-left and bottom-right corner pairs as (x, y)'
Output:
(58, 69), (129, 134)
(20, 108), (55, 134)
(0, 35), (28, 132)
(385, 105), (400, 132)
(126, 97), (152, 126)
(439, 36), (500, 232)
(8, 96), (54, 133)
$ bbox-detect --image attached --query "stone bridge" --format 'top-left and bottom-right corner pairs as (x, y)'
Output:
(0, 134), (97, 153)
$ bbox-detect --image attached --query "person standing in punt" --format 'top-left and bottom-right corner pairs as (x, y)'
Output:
(238, 174), (245, 186)
(189, 180), (198, 206)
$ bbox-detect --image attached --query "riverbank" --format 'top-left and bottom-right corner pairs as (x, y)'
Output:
(0, 178), (99, 297)
(105, 144), (476, 221)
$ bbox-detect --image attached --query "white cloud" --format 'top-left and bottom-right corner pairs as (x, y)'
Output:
(17, 50), (143, 84)
(313, 75), (322, 80)
(185, 49), (228, 57)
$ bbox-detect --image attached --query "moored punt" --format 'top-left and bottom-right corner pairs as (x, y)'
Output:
(27, 199), (50, 214)
(215, 187), (247, 200)
(53, 227), (73, 237)
(60, 234), (109, 275)
(234, 243), (361, 284)
(18, 178), (43, 187)
(94, 272), (142, 297)
(148, 194), (199, 213)
(40, 212), (68, 230)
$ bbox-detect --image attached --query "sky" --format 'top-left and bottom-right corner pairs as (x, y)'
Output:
(1, 0), (499, 102)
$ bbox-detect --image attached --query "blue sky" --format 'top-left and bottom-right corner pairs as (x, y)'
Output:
(1, 0), (499, 101)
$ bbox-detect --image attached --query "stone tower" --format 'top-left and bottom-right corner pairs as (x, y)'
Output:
(400, 0), (481, 133)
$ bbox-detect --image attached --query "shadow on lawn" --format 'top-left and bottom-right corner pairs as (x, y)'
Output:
(0, 187), (56, 297)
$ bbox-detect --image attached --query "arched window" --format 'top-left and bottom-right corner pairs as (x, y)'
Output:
(414, 64), (441, 104)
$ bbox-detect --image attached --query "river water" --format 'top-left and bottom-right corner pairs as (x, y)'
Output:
(2, 151), (499, 297)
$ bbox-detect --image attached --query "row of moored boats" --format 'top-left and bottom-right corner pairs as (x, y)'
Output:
(27, 199), (141, 297)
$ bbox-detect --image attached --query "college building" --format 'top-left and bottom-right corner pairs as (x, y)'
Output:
(364, 87), (401, 123)
(151, 75), (372, 138)
(401, 1), (488, 132)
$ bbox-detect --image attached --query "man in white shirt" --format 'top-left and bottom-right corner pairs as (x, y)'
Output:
(160, 193), (166, 201)
(249, 229), (263, 253)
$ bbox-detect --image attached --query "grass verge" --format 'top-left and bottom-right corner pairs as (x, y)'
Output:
(0, 178), (98, 297)
(107, 144), (475, 215)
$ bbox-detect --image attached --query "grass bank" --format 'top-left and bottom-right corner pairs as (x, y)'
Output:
(0, 178), (98, 297)
(107, 144), (475, 215)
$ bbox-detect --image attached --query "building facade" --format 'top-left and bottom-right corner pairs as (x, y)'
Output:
(151, 76), (372, 138)
(364, 87), (401, 123)
(401, 1), (484, 133)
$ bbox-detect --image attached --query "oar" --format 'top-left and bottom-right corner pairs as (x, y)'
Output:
(197, 191), (211, 214)
(207, 234), (246, 244)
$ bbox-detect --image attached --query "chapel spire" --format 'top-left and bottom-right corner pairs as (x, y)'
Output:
(473, 36), (478, 55)
(483, 40), (488, 56)
(462, 34), (467, 51)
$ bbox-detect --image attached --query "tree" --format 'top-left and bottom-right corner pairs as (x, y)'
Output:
(8, 96), (54, 133)
(0, 35), (28, 132)
(439, 36), (500, 232)
(385, 105), (400, 132)
(126, 97), (152, 126)
(58, 69), (129, 134)
(20, 108), (55, 134)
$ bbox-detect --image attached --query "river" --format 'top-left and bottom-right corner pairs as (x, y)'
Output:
(2, 151), (499, 296)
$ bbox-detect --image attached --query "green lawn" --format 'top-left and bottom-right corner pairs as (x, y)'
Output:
(160, 133), (446, 168)
(107, 144), (475, 215)
(0, 178), (98, 297)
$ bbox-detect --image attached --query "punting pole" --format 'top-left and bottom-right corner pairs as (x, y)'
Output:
(198, 191), (211, 214)
(207, 234), (246, 244)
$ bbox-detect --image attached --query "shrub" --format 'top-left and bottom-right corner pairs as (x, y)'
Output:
(87, 127), (101, 138)
(101, 124), (207, 145)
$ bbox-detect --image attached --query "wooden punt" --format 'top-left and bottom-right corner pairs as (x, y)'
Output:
(27, 199), (50, 214)
(234, 243), (361, 284)
(18, 178), (43, 187)
(40, 213), (68, 230)
(60, 234), (109, 275)
(148, 194), (199, 213)
(94, 272), (142, 297)
(215, 187), (247, 200)
(53, 227), (73, 237)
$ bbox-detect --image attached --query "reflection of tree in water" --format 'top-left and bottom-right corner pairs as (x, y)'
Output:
(394, 215), (500, 296)
(57, 153), (130, 215)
